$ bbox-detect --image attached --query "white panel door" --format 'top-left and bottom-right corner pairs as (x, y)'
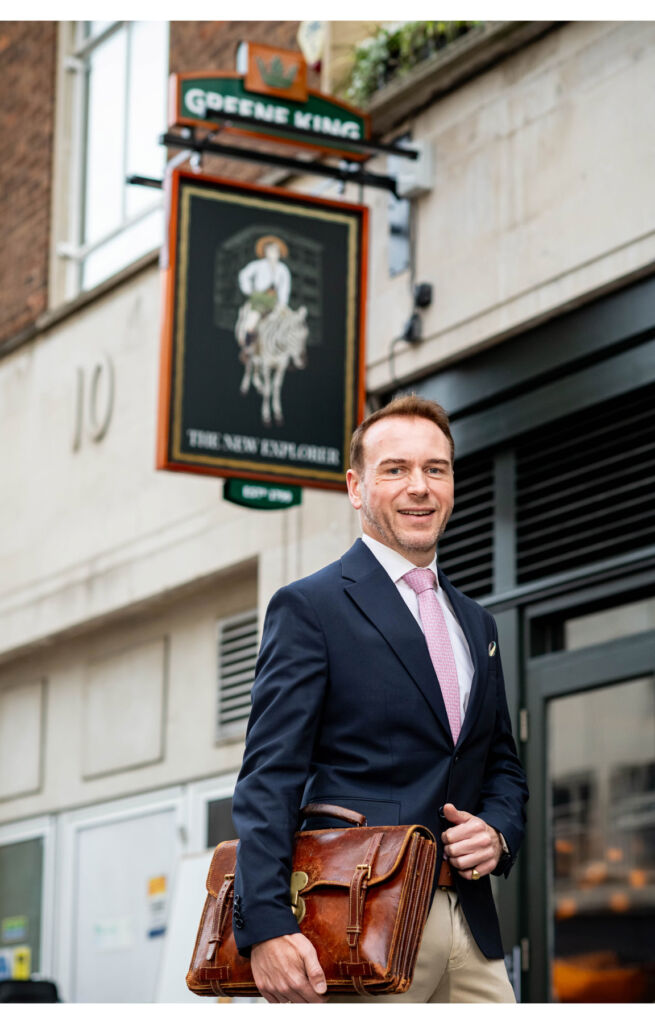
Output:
(65, 794), (183, 1002)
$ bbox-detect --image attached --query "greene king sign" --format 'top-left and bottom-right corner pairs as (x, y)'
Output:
(183, 81), (365, 140)
(169, 72), (369, 159)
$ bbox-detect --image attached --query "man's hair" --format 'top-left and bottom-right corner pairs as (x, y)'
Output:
(349, 394), (454, 472)
(255, 234), (288, 258)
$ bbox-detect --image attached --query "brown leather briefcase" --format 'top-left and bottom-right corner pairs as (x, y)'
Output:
(187, 803), (436, 998)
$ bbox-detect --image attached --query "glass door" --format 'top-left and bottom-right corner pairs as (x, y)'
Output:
(524, 597), (655, 1002)
(0, 816), (55, 986)
(548, 677), (655, 1002)
(0, 838), (43, 980)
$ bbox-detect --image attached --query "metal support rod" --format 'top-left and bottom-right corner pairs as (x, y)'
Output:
(127, 175), (163, 189)
(159, 131), (400, 194)
(199, 109), (420, 160)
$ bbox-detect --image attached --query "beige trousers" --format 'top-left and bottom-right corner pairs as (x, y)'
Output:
(329, 889), (516, 1004)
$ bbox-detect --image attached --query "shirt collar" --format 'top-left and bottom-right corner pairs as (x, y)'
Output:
(361, 533), (438, 584)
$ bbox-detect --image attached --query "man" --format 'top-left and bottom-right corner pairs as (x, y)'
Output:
(236, 235), (291, 361)
(231, 395), (528, 1003)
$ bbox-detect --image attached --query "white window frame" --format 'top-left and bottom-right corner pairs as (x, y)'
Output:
(53, 20), (168, 301)
(0, 815), (57, 983)
(187, 773), (240, 852)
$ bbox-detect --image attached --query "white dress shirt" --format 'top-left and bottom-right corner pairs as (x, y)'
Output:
(238, 258), (291, 307)
(361, 534), (475, 720)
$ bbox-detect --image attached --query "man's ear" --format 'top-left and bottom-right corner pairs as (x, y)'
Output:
(346, 468), (362, 510)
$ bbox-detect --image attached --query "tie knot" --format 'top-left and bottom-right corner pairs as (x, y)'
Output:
(403, 567), (437, 595)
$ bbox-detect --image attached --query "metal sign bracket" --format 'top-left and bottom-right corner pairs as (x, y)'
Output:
(129, 120), (421, 196)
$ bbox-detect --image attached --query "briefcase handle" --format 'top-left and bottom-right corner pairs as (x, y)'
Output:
(300, 802), (367, 827)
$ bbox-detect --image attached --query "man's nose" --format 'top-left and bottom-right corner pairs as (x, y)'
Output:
(406, 469), (428, 493)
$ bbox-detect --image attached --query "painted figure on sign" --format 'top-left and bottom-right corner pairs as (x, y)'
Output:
(235, 235), (308, 427)
(236, 235), (291, 356)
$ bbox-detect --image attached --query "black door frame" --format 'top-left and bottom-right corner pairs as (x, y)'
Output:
(523, 600), (655, 1002)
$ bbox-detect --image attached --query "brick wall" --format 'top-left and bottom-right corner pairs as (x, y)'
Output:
(0, 21), (318, 348)
(0, 22), (57, 347)
(169, 21), (320, 182)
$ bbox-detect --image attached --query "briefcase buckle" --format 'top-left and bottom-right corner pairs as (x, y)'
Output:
(290, 870), (309, 924)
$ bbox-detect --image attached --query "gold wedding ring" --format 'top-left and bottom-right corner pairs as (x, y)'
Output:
(471, 868), (481, 881)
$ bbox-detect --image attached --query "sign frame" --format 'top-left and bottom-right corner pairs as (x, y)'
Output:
(157, 168), (368, 491)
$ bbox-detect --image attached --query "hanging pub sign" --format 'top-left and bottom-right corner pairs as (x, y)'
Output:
(156, 168), (368, 490)
(168, 42), (370, 161)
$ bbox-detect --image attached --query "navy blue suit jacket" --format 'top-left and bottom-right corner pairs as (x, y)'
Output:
(231, 539), (528, 959)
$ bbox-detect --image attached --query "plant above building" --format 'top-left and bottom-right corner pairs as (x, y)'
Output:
(344, 21), (478, 106)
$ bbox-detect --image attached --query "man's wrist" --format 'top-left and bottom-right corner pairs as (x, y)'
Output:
(492, 828), (512, 871)
(253, 933), (295, 951)
(495, 829), (510, 856)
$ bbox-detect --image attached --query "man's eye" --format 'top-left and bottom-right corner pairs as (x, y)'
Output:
(427, 467), (443, 475)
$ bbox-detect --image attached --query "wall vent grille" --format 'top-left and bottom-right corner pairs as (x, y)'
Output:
(217, 610), (258, 737)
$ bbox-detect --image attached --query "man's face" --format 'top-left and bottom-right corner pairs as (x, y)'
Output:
(264, 242), (280, 262)
(346, 416), (454, 567)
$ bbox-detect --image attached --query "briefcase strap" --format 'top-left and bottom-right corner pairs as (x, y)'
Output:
(300, 802), (367, 826)
(343, 832), (383, 994)
(205, 872), (235, 984)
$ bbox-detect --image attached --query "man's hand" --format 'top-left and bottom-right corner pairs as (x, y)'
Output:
(250, 933), (327, 1003)
(441, 803), (501, 880)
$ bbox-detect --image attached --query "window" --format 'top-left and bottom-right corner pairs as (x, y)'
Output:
(206, 797), (238, 848)
(0, 815), (56, 984)
(0, 837), (44, 975)
(59, 21), (168, 294)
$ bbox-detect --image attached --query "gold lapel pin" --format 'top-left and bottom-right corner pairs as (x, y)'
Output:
(488, 641), (497, 657)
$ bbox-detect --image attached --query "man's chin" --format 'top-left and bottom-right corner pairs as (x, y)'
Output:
(397, 535), (439, 555)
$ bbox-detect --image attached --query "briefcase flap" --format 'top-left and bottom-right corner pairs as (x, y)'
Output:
(206, 823), (434, 897)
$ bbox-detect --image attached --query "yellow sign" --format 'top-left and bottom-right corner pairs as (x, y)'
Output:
(147, 875), (168, 939)
(13, 946), (31, 980)
(147, 875), (167, 897)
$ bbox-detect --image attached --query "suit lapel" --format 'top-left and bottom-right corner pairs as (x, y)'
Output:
(341, 540), (454, 745)
(438, 569), (484, 750)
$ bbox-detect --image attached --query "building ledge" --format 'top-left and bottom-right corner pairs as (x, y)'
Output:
(367, 20), (560, 136)
(0, 248), (160, 360)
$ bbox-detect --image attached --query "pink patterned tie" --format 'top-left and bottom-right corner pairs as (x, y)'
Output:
(403, 568), (461, 742)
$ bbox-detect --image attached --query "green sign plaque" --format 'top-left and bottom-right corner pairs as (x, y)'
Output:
(171, 73), (369, 158)
(223, 478), (303, 510)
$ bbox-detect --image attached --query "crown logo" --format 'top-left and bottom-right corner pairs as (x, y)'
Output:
(256, 55), (298, 90)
